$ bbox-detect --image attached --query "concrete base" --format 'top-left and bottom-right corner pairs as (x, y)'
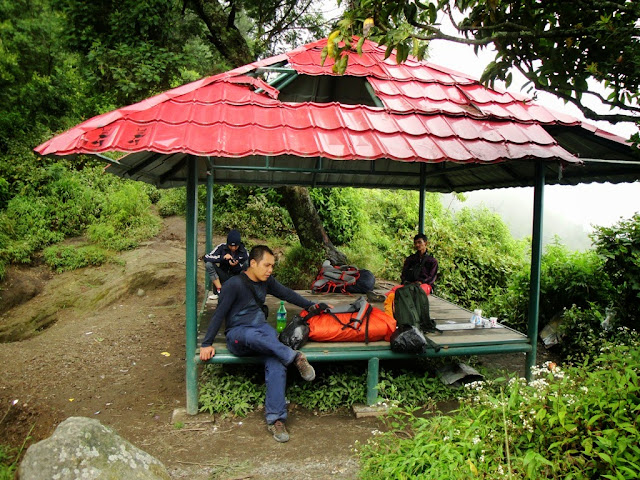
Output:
(352, 404), (390, 418)
(171, 407), (215, 425)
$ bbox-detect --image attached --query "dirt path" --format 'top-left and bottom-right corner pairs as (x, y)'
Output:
(0, 217), (387, 479)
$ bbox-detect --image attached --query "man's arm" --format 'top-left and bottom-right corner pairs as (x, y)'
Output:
(203, 243), (225, 263)
(400, 255), (412, 283)
(421, 256), (438, 286)
(267, 277), (315, 310)
(201, 286), (238, 348)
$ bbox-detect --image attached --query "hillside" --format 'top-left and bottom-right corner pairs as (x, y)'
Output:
(0, 215), (386, 479)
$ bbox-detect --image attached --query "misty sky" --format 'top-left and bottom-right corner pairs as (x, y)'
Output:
(427, 29), (640, 250)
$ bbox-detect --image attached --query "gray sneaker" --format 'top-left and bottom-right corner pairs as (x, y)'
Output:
(294, 352), (315, 381)
(267, 420), (289, 442)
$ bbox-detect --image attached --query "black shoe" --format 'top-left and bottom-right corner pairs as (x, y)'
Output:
(267, 420), (289, 442)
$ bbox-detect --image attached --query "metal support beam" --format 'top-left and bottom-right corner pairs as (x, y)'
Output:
(205, 166), (214, 291)
(366, 357), (380, 406)
(185, 156), (199, 415)
(525, 161), (545, 381)
(419, 163), (427, 234)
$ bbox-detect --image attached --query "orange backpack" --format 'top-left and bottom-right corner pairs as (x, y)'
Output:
(304, 305), (396, 343)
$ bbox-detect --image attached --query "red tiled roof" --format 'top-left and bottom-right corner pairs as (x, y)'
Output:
(36, 38), (626, 165)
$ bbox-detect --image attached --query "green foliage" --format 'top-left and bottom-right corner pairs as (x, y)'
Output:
(333, 1), (640, 123)
(432, 206), (527, 310)
(309, 187), (366, 245)
(273, 243), (325, 289)
(158, 185), (295, 241)
(0, 443), (16, 480)
(358, 335), (640, 479)
(479, 239), (608, 333)
(43, 244), (110, 272)
(199, 363), (458, 416)
(592, 214), (640, 329)
(199, 365), (266, 417)
(87, 183), (161, 250)
(156, 187), (187, 217)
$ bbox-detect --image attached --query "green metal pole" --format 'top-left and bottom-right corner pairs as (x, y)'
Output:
(205, 167), (214, 291)
(418, 163), (426, 234)
(525, 161), (545, 381)
(366, 357), (380, 406)
(185, 156), (199, 415)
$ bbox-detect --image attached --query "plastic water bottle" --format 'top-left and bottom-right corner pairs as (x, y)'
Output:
(470, 309), (483, 327)
(276, 301), (287, 333)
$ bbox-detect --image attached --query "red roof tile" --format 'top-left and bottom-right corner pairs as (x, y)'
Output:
(38, 37), (627, 166)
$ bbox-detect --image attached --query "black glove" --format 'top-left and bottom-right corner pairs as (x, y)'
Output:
(307, 303), (329, 315)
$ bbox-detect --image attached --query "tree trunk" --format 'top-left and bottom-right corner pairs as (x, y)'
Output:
(188, 0), (253, 67)
(280, 186), (347, 264)
(191, 2), (346, 263)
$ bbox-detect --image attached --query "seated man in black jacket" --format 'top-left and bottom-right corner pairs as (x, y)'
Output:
(400, 233), (438, 294)
(203, 229), (248, 299)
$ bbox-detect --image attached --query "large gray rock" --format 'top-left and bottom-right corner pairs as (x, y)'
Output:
(19, 416), (171, 480)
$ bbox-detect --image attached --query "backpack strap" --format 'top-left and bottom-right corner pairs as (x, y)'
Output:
(239, 273), (269, 317)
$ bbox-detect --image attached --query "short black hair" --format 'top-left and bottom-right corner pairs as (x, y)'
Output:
(414, 233), (428, 243)
(249, 245), (274, 263)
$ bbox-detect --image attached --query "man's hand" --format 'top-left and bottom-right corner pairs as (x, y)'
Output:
(223, 253), (232, 260)
(199, 346), (215, 361)
(308, 303), (331, 315)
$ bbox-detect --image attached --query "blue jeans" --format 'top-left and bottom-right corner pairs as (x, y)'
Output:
(226, 323), (298, 424)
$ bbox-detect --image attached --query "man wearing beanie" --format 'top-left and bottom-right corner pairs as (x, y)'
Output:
(203, 229), (248, 299)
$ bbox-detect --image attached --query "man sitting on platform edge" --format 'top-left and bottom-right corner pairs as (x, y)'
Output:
(199, 245), (328, 443)
(398, 233), (438, 295)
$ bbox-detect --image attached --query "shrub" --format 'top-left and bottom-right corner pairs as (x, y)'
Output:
(156, 187), (186, 217)
(484, 241), (607, 333)
(87, 183), (161, 250)
(273, 243), (325, 289)
(592, 214), (640, 330)
(358, 335), (640, 479)
(309, 187), (366, 245)
(43, 244), (110, 272)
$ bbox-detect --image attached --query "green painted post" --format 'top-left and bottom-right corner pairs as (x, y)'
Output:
(205, 166), (214, 291)
(185, 156), (199, 414)
(418, 163), (426, 234)
(366, 357), (380, 406)
(526, 161), (545, 381)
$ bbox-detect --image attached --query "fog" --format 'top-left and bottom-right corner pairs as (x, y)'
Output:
(444, 183), (640, 251)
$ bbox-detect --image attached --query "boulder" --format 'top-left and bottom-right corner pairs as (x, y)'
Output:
(19, 416), (170, 480)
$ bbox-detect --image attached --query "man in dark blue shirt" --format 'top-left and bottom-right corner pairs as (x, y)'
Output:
(200, 245), (324, 443)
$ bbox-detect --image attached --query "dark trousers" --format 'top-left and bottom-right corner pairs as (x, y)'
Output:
(205, 263), (234, 285)
(225, 323), (298, 424)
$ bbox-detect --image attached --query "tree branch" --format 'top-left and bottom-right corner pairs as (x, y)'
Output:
(513, 63), (640, 123)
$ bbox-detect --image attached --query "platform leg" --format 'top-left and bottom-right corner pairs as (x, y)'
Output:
(366, 357), (380, 406)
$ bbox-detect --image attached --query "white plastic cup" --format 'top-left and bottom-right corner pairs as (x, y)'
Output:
(490, 317), (498, 328)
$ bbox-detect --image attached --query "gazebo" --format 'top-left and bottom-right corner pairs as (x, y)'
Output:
(36, 38), (640, 414)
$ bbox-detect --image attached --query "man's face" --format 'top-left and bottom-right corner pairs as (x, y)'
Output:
(414, 238), (427, 255)
(229, 244), (239, 253)
(250, 253), (275, 282)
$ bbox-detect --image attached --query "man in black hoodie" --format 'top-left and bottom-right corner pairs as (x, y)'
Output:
(203, 229), (248, 299)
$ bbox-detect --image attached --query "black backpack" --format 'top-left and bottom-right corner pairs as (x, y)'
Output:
(392, 283), (436, 333)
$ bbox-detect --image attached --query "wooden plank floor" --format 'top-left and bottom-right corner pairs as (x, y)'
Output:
(199, 289), (527, 351)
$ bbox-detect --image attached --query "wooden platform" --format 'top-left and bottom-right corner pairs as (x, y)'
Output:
(197, 290), (529, 405)
(198, 290), (528, 352)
